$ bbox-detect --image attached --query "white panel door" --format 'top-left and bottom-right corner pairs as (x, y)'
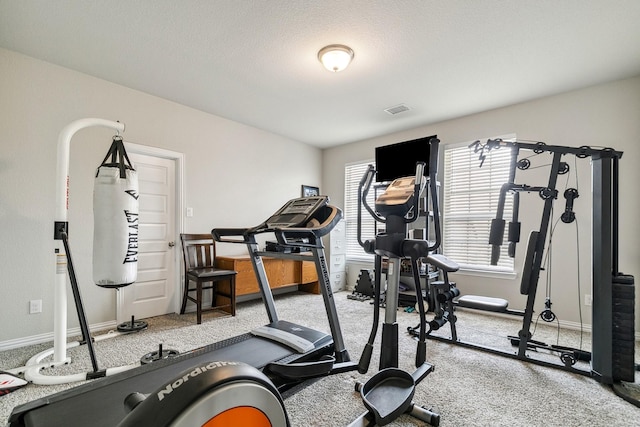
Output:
(117, 152), (177, 322)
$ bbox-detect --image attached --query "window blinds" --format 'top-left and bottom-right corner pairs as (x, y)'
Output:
(344, 161), (376, 260)
(443, 144), (515, 272)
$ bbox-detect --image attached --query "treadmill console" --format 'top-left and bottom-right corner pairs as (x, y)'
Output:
(265, 196), (328, 229)
(213, 195), (341, 245)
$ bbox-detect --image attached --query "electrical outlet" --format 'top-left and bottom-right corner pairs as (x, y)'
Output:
(29, 299), (42, 314)
(584, 294), (592, 306)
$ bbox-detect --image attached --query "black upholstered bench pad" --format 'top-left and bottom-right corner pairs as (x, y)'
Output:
(457, 295), (509, 312)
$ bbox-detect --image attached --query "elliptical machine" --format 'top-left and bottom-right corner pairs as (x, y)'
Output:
(349, 137), (446, 426)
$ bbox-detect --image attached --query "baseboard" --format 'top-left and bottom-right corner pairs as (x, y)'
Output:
(556, 319), (640, 341)
(0, 320), (118, 352)
(556, 319), (591, 334)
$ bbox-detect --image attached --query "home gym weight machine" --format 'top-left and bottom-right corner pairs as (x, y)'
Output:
(348, 137), (452, 426)
(422, 138), (638, 406)
(9, 195), (358, 426)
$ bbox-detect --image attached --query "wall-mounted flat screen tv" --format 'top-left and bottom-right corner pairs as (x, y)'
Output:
(375, 135), (436, 182)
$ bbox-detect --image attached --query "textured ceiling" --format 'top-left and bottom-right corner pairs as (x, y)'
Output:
(2, 1), (640, 148)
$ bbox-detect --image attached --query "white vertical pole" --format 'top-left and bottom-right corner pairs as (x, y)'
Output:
(53, 118), (125, 363)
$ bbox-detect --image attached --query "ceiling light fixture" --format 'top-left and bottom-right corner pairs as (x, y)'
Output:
(318, 44), (354, 72)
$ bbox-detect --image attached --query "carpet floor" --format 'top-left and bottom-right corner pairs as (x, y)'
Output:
(1, 291), (638, 426)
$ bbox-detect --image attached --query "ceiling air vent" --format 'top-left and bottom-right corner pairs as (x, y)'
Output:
(384, 104), (410, 115)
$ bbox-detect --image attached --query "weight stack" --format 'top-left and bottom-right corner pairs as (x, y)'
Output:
(612, 273), (635, 382)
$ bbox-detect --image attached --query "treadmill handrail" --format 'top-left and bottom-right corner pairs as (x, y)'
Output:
(211, 227), (254, 243)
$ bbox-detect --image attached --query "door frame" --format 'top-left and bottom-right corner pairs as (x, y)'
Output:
(120, 142), (185, 318)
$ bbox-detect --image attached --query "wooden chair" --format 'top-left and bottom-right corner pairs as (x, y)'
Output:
(180, 233), (236, 324)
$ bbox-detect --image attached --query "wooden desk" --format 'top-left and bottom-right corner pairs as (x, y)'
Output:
(216, 255), (319, 297)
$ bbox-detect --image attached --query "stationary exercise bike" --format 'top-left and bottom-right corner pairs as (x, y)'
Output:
(349, 137), (446, 426)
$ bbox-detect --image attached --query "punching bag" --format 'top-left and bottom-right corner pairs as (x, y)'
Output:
(93, 136), (139, 288)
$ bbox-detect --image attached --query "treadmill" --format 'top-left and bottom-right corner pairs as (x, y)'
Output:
(9, 196), (355, 427)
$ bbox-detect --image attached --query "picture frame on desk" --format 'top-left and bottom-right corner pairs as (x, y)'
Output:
(301, 185), (319, 197)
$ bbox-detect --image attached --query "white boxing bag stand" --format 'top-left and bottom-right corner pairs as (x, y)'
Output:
(8, 119), (143, 385)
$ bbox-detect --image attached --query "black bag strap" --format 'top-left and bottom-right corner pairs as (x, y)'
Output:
(97, 135), (135, 178)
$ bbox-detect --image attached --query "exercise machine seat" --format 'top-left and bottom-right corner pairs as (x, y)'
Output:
(457, 295), (509, 312)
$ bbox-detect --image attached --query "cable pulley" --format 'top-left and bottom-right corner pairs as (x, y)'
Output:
(540, 298), (556, 322)
(538, 187), (557, 200)
(560, 352), (577, 367)
(558, 162), (570, 174)
(576, 146), (591, 158)
(533, 142), (547, 154)
(517, 158), (531, 170)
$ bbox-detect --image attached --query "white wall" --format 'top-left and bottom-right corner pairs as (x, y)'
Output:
(0, 48), (322, 343)
(322, 76), (640, 332)
(2, 45), (638, 345)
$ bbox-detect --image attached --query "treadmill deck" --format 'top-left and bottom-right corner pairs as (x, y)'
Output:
(10, 330), (332, 427)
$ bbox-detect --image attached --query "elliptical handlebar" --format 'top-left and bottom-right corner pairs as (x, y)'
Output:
(356, 164), (380, 253)
(399, 161), (426, 224)
(426, 138), (442, 253)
